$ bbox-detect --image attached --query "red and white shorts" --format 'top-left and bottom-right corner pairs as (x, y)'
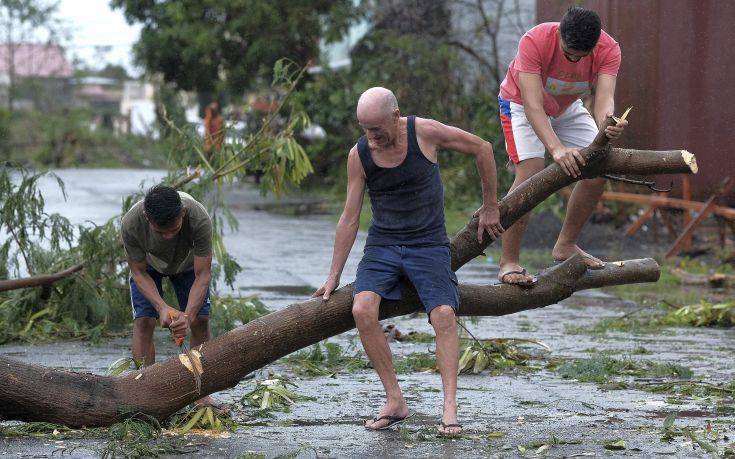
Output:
(498, 97), (598, 164)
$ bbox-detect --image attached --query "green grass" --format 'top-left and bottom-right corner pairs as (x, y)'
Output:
(557, 355), (693, 385)
(398, 331), (435, 343)
(604, 265), (701, 308)
(566, 315), (671, 336)
(604, 258), (735, 311)
(395, 352), (437, 374)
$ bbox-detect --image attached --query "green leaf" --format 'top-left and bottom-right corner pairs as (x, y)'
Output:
(604, 439), (626, 450)
(663, 413), (676, 430)
(105, 357), (135, 376)
(179, 408), (206, 433)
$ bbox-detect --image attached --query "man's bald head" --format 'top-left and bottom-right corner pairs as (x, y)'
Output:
(356, 87), (399, 124)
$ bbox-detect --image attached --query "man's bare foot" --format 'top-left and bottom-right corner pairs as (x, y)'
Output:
(552, 244), (605, 269)
(498, 262), (537, 286)
(195, 396), (230, 415)
(364, 400), (410, 430)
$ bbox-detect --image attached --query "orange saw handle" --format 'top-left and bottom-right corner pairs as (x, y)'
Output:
(167, 310), (185, 347)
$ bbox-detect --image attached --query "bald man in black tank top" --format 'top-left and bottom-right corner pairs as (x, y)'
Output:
(314, 87), (503, 435)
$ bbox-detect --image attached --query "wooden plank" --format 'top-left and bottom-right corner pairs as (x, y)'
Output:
(665, 196), (718, 258)
(625, 205), (657, 236)
(665, 178), (733, 258)
(601, 191), (735, 220)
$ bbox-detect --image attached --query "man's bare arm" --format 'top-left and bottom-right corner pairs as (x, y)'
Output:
(517, 72), (565, 152)
(183, 254), (212, 318)
(417, 118), (503, 242)
(313, 146), (366, 300)
(517, 71), (586, 177)
(128, 258), (180, 330)
(594, 74), (627, 139)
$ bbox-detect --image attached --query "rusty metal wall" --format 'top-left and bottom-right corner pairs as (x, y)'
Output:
(536, 0), (735, 200)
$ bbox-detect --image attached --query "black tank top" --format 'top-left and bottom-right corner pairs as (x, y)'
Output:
(357, 115), (448, 247)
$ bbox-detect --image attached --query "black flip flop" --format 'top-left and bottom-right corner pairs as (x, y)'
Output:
(365, 412), (414, 431)
(438, 421), (463, 437)
(499, 268), (537, 287)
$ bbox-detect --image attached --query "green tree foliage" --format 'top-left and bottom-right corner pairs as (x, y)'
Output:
(0, 166), (123, 343)
(294, 0), (512, 208)
(111, 0), (361, 96)
(4, 107), (171, 168)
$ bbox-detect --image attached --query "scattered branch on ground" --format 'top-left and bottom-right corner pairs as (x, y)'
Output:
(241, 375), (315, 413)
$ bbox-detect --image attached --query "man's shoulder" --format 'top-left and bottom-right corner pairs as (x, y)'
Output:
(180, 192), (212, 225)
(525, 22), (558, 41)
(517, 23), (558, 60)
(414, 117), (445, 137)
(596, 29), (620, 50)
(413, 116), (439, 129)
(121, 200), (144, 233)
(592, 29), (621, 64)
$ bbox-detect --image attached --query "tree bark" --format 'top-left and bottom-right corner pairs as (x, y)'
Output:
(0, 254), (659, 427)
(0, 263), (84, 292)
(0, 119), (695, 426)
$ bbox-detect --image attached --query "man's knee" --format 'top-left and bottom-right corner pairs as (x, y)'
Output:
(514, 158), (545, 178)
(133, 317), (156, 335)
(189, 315), (210, 335)
(352, 292), (380, 327)
(582, 176), (606, 187)
(430, 305), (456, 332)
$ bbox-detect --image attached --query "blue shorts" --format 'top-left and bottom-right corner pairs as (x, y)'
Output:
(130, 266), (211, 320)
(353, 245), (460, 316)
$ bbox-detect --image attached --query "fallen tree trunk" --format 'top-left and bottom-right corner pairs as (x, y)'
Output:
(0, 255), (659, 427)
(450, 146), (696, 270)
(0, 119), (695, 426)
(0, 263), (84, 292)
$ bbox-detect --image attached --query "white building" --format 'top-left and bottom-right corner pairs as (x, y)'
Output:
(120, 80), (157, 136)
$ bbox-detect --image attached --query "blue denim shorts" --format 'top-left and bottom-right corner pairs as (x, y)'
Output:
(353, 245), (460, 316)
(130, 266), (211, 319)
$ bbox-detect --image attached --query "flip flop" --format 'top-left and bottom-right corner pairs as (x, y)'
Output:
(365, 412), (414, 431)
(553, 255), (606, 270)
(438, 421), (463, 437)
(499, 268), (537, 287)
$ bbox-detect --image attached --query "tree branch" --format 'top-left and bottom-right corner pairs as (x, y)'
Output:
(0, 254), (660, 427)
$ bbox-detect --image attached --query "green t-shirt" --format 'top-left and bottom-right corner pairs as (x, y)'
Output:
(121, 192), (213, 275)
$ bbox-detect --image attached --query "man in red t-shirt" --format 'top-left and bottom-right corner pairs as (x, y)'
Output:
(496, 7), (628, 285)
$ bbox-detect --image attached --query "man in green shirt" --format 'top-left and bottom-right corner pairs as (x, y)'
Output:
(121, 184), (217, 406)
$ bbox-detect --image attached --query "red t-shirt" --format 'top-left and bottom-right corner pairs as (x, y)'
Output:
(499, 22), (621, 117)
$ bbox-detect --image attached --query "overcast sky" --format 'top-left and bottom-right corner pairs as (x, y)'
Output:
(56, 0), (141, 75)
